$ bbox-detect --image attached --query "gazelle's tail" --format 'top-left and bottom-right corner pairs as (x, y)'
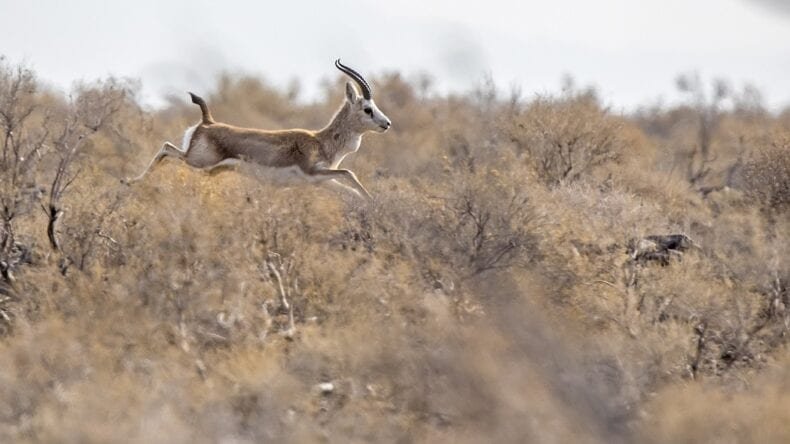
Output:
(188, 92), (214, 124)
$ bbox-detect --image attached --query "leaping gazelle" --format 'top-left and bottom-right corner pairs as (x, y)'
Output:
(126, 59), (391, 199)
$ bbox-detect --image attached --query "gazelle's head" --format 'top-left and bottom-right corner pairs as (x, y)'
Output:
(335, 59), (391, 133)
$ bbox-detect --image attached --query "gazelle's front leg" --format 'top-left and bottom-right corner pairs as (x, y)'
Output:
(125, 142), (185, 184)
(311, 168), (372, 200)
(326, 179), (364, 199)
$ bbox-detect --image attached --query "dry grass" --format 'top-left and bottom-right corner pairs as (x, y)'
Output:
(0, 57), (789, 443)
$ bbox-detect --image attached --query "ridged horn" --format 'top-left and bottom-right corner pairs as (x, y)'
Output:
(335, 59), (372, 100)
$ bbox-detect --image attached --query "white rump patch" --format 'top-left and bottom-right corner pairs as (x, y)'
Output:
(181, 124), (198, 150)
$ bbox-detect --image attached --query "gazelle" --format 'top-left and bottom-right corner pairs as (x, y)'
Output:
(126, 60), (391, 199)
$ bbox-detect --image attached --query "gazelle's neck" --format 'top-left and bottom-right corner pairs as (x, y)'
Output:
(317, 101), (363, 161)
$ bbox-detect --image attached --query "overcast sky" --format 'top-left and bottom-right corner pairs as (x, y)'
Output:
(2, 0), (789, 110)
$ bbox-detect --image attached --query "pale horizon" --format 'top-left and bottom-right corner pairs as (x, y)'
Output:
(2, 0), (790, 111)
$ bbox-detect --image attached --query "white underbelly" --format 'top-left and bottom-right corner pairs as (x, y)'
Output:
(255, 165), (327, 185)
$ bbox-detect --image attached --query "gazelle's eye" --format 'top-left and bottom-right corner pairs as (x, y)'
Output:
(364, 107), (372, 115)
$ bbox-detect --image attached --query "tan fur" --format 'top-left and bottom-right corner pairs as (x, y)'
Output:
(127, 67), (392, 200)
(187, 124), (327, 171)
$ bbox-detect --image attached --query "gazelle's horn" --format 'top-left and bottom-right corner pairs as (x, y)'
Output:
(335, 59), (372, 100)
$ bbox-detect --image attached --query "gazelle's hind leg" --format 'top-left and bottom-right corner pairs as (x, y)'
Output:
(125, 142), (185, 184)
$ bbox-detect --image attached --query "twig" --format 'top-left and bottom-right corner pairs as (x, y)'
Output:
(264, 253), (296, 339)
(592, 279), (626, 295)
(266, 260), (290, 311)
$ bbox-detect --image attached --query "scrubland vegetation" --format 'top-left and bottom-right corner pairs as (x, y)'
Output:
(0, 56), (788, 443)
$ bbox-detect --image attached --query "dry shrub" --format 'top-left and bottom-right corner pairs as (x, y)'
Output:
(343, 157), (542, 292)
(741, 139), (790, 213)
(442, 168), (541, 276)
(628, 256), (773, 379)
(509, 90), (624, 186)
(1, 57), (790, 443)
(0, 60), (44, 286)
(639, 352), (790, 444)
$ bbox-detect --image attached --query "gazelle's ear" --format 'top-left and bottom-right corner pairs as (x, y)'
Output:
(345, 82), (359, 103)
